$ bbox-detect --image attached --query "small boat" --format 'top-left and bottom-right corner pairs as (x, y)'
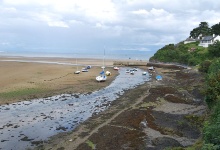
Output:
(74, 70), (80, 74)
(133, 67), (138, 71)
(156, 75), (162, 80)
(96, 48), (107, 82)
(96, 71), (107, 82)
(87, 65), (92, 69)
(113, 66), (119, 70)
(142, 72), (147, 75)
(130, 70), (134, 75)
(81, 68), (88, 72)
(106, 71), (111, 76)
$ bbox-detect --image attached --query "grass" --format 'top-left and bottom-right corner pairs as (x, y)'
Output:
(86, 140), (96, 150)
(0, 88), (44, 100)
(138, 98), (166, 108)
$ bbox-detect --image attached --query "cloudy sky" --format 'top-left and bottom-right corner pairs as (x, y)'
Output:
(1, 0), (220, 57)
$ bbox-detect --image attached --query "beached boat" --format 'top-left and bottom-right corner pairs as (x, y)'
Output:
(156, 75), (162, 80)
(81, 68), (88, 72)
(87, 65), (92, 69)
(130, 70), (134, 75)
(96, 48), (107, 82)
(96, 71), (107, 82)
(113, 66), (119, 70)
(133, 67), (138, 71)
(142, 71), (147, 75)
(106, 71), (111, 76)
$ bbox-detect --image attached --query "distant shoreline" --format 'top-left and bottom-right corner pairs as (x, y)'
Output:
(0, 55), (148, 67)
(0, 50), (150, 61)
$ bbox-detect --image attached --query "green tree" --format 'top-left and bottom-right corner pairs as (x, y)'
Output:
(199, 22), (211, 36)
(190, 27), (200, 39)
(211, 22), (220, 35)
(205, 58), (220, 107)
(198, 60), (212, 73)
(190, 22), (211, 38)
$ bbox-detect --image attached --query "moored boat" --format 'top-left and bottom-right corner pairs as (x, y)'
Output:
(96, 71), (107, 82)
(106, 71), (111, 76)
(113, 66), (119, 70)
(96, 48), (107, 82)
(142, 71), (147, 75)
(156, 75), (162, 80)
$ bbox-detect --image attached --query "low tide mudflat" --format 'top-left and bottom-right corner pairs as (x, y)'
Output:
(0, 57), (119, 105)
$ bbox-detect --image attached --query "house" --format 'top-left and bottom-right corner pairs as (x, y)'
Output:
(184, 34), (202, 44)
(199, 34), (220, 47)
(184, 37), (198, 44)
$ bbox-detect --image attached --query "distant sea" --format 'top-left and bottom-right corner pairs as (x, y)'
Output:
(0, 50), (153, 61)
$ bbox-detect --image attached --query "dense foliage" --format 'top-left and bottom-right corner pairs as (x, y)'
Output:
(203, 58), (220, 149)
(211, 22), (220, 35)
(205, 59), (220, 107)
(149, 42), (208, 66)
(190, 22), (211, 38)
(208, 40), (220, 58)
(189, 22), (220, 38)
(150, 21), (220, 149)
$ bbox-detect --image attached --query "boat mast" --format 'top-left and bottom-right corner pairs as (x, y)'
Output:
(76, 57), (78, 71)
(103, 47), (105, 71)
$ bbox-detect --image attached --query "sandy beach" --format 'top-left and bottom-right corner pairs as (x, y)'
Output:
(0, 56), (122, 105)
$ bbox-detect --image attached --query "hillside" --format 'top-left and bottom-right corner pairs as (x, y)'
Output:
(149, 41), (208, 66)
(149, 21), (220, 149)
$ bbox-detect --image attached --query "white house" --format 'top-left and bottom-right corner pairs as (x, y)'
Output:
(184, 37), (198, 44)
(199, 34), (220, 47)
(184, 34), (202, 44)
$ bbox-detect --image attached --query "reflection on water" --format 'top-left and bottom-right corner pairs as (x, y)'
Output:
(0, 67), (150, 150)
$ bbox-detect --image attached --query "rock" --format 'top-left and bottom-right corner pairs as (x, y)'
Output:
(152, 137), (183, 149)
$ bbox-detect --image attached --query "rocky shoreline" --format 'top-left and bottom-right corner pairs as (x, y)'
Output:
(37, 65), (207, 150)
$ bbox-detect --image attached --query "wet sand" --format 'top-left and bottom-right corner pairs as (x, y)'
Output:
(0, 56), (120, 105)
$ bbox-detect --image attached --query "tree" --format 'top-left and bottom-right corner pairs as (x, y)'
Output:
(190, 27), (200, 39)
(190, 22), (211, 38)
(199, 60), (212, 73)
(211, 22), (220, 35)
(199, 22), (211, 36)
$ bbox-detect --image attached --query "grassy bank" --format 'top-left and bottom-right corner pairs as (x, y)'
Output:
(0, 88), (44, 99)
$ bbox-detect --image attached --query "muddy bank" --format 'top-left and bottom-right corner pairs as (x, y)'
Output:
(37, 66), (207, 150)
(147, 62), (187, 69)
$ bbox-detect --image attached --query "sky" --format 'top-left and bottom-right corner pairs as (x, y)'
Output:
(0, 0), (220, 58)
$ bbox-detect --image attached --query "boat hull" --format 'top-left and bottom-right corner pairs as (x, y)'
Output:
(96, 75), (107, 82)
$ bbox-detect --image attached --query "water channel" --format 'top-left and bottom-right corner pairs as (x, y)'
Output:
(0, 67), (150, 150)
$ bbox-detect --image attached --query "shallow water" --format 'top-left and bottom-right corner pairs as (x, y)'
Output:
(0, 67), (150, 150)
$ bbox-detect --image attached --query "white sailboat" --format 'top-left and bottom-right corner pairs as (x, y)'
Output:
(96, 49), (107, 82)
(74, 57), (80, 74)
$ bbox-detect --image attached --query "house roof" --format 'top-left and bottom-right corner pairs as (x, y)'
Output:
(201, 35), (218, 41)
(185, 37), (196, 41)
